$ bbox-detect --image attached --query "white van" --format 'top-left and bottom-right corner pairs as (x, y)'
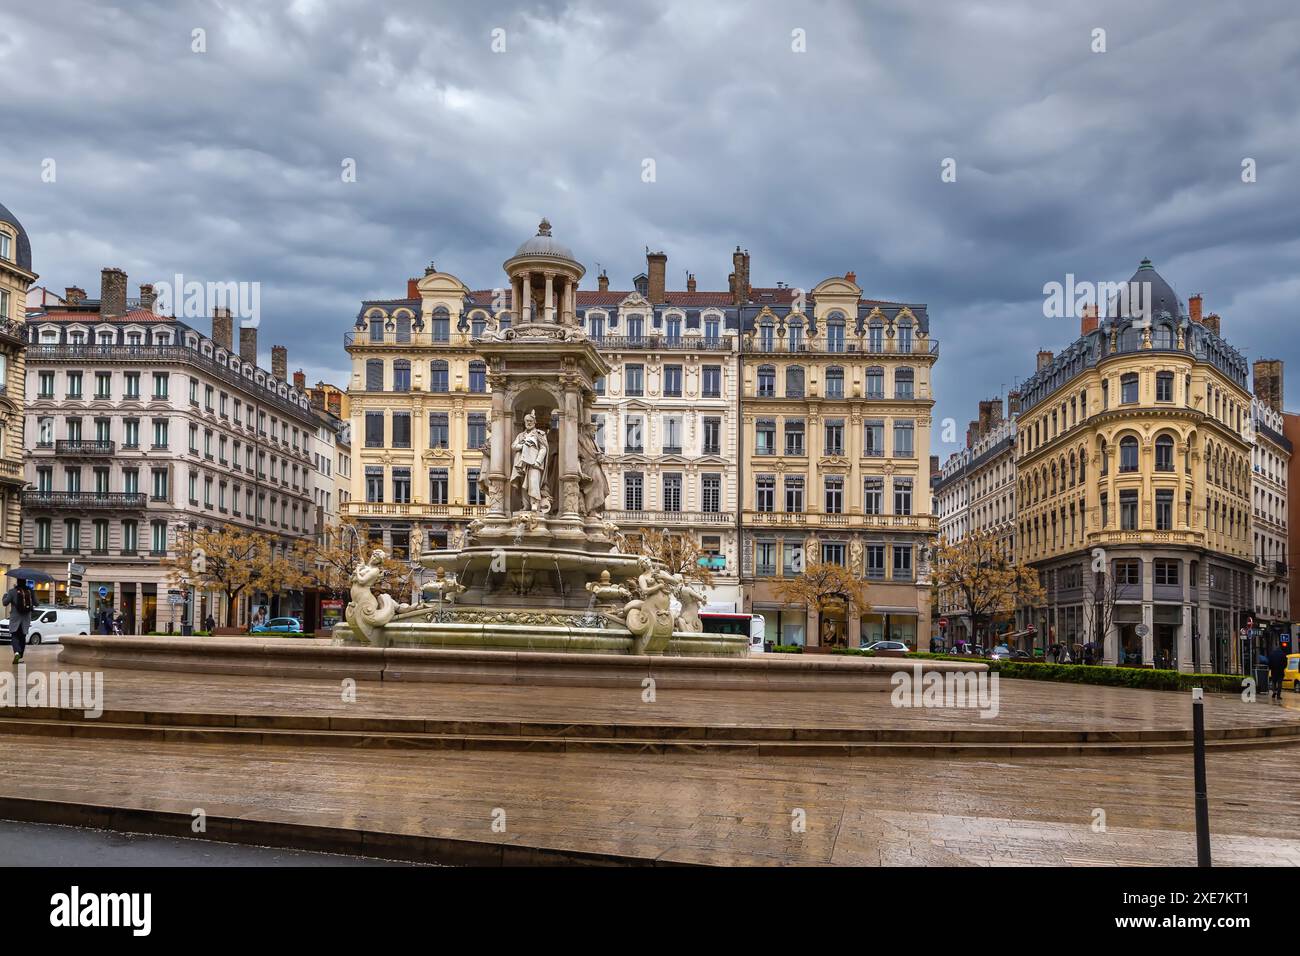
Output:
(0, 606), (91, 645)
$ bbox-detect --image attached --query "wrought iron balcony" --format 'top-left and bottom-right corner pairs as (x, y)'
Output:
(55, 439), (116, 456)
(604, 509), (735, 527)
(593, 335), (734, 352)
(22, 491), (148, 510)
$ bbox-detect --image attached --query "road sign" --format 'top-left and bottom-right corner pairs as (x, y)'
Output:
(68, 563), (87, 576)
(192, 548), (207, 574)
(97, 585), (109, 599)
(67, 587), (83, 599)
(167, 593), (186, 606)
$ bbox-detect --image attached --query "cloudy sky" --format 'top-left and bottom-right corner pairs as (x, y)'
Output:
(3, 0), (1298, 459)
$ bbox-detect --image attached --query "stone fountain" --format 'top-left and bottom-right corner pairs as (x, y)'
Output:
(337, 220), (747, 657)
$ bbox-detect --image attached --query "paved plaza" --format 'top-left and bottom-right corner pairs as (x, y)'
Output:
(2, 647), (1298, 865)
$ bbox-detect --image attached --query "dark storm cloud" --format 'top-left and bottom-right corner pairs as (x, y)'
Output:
(2, 0), (1298, 456)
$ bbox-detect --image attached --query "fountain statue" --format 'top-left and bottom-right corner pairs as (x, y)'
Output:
(336, 219), (747, 657)
(345, 549), (401, 645)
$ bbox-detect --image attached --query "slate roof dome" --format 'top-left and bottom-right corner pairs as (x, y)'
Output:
(514, 218), (576, 261)
(0, 200), (33, 273)
(1108, 257), (1181, 320)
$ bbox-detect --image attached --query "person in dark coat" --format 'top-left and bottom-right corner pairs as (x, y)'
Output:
(3, 579), (35, 663)
(1267, 644), (1289, 700)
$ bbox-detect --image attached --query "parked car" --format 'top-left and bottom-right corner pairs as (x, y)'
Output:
(1010, 649), (1032, 661)
(250, 617), (302, 634)
(1, 606), (91, 646)
(861, 640), (909, 655)
(989, 644), (1015, 661)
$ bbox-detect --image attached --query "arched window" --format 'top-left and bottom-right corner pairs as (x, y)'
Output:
(1155, 435), (1174, 471)
(394, 312), (412, 343)
(825, 313), (845, 353)
(863, 321), (880, 353)
(786, 366), (805, 398)
(430, 360), (449, 393)
(470, 313), (486, 339)
(787, 320), (804, 351)
(759, 320), (775, 352)
(392, 359), (411, 392)
(865, 366), (884, 398)
(825, 366), (844, 399)
(431, 308), (450, 343)
(1153, 324), (1174, 349)
(897, 319), (913, 352)
(1119, 436), (1139, 472)
(369, 313), (385, 342)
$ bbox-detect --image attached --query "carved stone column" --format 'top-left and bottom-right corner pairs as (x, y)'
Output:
(559, 377), (583, 519)
(544, 272), (555, 324)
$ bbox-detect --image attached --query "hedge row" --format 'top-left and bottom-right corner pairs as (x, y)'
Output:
(906, 652), (1245, 693)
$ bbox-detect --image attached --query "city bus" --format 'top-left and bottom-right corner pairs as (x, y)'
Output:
(699, 611), (766, 654)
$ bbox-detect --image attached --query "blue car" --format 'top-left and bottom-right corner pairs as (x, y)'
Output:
(250, 617), (302, 634)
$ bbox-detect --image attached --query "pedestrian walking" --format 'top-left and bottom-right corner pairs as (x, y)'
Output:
(204, 613), (215, 634)
(2, 578), (35, 663)
(1267, 644), (1289, 700)
(112, 610), (124, 636)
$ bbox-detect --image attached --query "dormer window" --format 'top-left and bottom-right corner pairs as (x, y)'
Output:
(0, 232), (10, 261)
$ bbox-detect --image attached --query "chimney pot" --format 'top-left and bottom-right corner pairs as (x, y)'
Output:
(407, 278), (419, 299)
(271, 345), (288, 381)
(139, 283), (156, 312)
(99, 267), (128, 319)
(1189, 294), (1203, 325)
(646, 250), (667, 303)
(845, 271), (857, 284)
(1037, 349), (1054, 370)
(1203, 312), (1221, 336)
(1081, 302), (1099, 335)
(686, 273), (697, 293)
(64, 286), (87, 304)
(212, 308), (234, 351)
(240, 326), (258, 365)
(293, 368), (307, 391)
(597, 270), (609, 293)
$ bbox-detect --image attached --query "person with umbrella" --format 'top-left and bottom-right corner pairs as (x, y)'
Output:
(3, 569), (49, 663)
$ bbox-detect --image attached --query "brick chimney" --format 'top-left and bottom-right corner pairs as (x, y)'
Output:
(1007, 390), (1022, 416)
(212, 308), (234, 351)
(729, 246), (751, 306)
(646, 250), (667, 303)
(293, 369), (307, 391)
(686, 273), (697, 293)
(64, 286), (87, 304)
(1081, 302), (1099, 335)
(1037, 349), (1054, 370)
(1189, 294), (1203, 325)
(139, 283), (156, 312)
(1203, 312), (1221, 336)
(271, 345), (288, 381)
(240, 326), (258, 365)
(327, 392), (341, 416)
(597, 270), (609, 293)
(929, 454), (939, 477)
(1253, 359), (1284, 414)
(100, 267), (128, 319)
(845, 271), (857, 284)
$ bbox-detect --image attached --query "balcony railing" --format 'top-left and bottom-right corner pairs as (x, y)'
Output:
(27, 343), (314, 424)
(593, 335), (734, 352)
(0, 459), (22, 481)
(604, 509), (735, 526)
(742, 337), (939, 356)
(744, 511), (936, 532)
(22, 491), (148, 510)
(55, 439), (116, 456)
(342, 501), (487, 519)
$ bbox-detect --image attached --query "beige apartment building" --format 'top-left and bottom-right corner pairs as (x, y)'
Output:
(1247, 374), (1290, 650)
(0, 202), (37, 576)
(738, 273), (938, 648)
